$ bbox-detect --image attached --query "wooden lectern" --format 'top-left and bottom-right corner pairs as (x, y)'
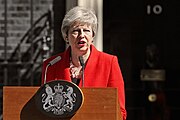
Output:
(3, 86), (122, 120)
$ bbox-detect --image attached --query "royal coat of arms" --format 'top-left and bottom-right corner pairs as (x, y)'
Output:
(35, 80), (83, 118)
(42, 83), (76, 115)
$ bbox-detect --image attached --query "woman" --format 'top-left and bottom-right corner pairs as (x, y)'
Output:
(41, 6), (127, 120)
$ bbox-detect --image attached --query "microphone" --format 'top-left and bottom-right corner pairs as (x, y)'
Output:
(79, 56), (85, 66)
(79, 56), (85, 87)
(44, 56), (61, 84)
(49, 56), (61, 65)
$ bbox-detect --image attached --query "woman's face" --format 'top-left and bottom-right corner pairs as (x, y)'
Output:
(67, 23), (94, 56)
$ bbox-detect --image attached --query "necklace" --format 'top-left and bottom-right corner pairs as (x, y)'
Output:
(70, 58), (82, 79)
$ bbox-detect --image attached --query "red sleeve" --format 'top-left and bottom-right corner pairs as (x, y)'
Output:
(108, 56), (127, 120)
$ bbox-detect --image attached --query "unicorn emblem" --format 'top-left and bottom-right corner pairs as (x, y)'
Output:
(64, 86), (76, 111)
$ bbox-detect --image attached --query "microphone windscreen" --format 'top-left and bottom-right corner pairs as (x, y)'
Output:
(49, 56), (61, 65)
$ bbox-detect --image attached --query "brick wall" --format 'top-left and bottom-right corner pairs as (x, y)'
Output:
(0, 0), (53, 60)
(0, 1), (53, 117)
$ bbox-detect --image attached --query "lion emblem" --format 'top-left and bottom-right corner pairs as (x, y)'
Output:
(41, 83), (76, 115)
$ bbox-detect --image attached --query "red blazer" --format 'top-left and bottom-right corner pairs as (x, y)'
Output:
(41, 45), (127, 120)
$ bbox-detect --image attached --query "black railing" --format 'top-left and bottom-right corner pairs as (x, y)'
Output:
(0, 10), (53, 86)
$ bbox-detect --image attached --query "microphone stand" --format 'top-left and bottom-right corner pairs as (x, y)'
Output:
(44, 63), (50, 84)
(43, 56), (61, 84)
(79, 56), (85, 87)
(81, 63), (85, 87)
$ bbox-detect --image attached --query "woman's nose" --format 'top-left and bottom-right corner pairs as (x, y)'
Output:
(79, 29), (85, 37)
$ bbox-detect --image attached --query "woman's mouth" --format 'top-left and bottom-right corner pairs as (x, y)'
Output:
(78, 41), (86, 46)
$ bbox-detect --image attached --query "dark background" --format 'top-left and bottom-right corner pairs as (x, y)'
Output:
(102, 0), (180, 120)
(54, 0), (180, 120)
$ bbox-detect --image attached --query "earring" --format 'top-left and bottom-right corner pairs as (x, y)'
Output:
(65, 36), (69, 44)
(65, 40), (69, 44)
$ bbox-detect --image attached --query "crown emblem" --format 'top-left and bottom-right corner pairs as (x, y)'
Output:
(54, 83), (63, 93)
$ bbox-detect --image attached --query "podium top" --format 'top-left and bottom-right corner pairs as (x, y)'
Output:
(3, 86), (122, 120)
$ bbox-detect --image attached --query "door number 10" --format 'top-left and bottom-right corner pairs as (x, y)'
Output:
(147, 5), (163, 15)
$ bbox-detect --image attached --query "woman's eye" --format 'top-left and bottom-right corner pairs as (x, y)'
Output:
(71, 29), (91, 35)
(84, 29), (90, 32)
(72, 30), (79, 33)
(71, 30), (79, 34)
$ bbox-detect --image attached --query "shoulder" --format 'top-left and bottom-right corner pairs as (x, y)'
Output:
(43, 47), (71, 65)
(91, 45), (118, 63)
(98, 51), (118, 64)
(94, 47), (117, 60)
(99, 51), (115, 58)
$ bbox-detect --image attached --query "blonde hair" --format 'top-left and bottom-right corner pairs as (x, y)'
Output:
(61, 6), (98, 40)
